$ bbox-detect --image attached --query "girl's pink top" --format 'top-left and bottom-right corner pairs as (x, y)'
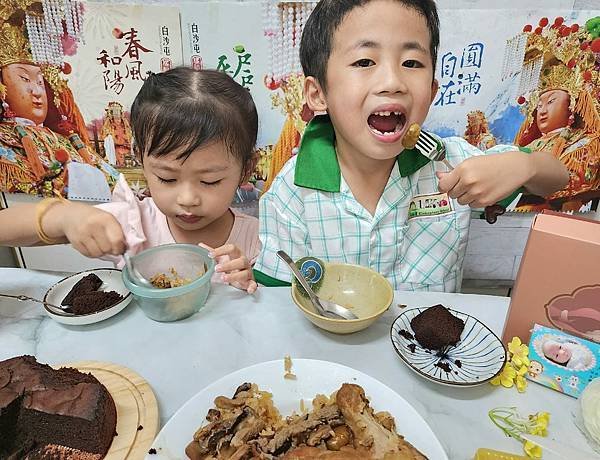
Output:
(96, 175), (260, 283)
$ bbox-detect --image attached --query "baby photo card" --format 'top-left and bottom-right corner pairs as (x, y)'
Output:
(527, 324), (600, 398)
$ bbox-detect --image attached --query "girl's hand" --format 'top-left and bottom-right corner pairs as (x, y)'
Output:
(200, 243), (257, 294)
(48, 202), (126, 258)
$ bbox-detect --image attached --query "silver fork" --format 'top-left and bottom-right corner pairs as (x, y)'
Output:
(415, 129), (454, 170)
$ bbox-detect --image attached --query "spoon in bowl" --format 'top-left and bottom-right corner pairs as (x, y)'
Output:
(123, 253), (154, 288)
(0, 293), (76, 316)
(276, 250), (358, 320)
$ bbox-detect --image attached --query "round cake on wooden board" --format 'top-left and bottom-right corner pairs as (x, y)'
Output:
(0, 355), (117, 459)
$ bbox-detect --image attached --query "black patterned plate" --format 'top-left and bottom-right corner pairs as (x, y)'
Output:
(390, 307), (507, 386)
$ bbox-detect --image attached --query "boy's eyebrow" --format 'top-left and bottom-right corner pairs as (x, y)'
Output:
(347, 40), (428, 54)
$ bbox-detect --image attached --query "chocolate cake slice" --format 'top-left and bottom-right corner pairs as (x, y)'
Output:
(410, 304), (465, 350)
(61, 273), (103, 306)
(70, 291), (124, 315)
(0, 355), (117, 459)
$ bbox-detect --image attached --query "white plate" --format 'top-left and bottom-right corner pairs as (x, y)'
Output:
(43, 268), (132, 325)
(391, 307), (506, 387)
(147, 359), (447, 460)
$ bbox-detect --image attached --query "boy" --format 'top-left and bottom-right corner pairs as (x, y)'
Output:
(254, 0), (568, 291)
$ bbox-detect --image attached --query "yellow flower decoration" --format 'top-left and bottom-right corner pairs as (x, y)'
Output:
(515, 365), (528, 393)
(528, 412), (549, 436)
(508, 337), (531, 368)
(489, 408), (551, 459)
(523, 440), (543, 458)
(491, 337), (531, 392)
(491, 363), (517, 388)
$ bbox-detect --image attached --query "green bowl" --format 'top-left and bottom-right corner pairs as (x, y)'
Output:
(122, 244), (215, 322)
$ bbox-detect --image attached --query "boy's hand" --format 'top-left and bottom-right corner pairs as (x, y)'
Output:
(200, 243), (257, 294)
(436, 152), (532, 208)
(47, 202), (126, 258)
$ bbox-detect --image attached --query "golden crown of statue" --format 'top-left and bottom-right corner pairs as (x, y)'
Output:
(1, 0), (84, 67)
(0, 22), (34, 69)
(0, 0), (83, 108)
(507, 16), (600, 129)
(0, 1), (41, 67)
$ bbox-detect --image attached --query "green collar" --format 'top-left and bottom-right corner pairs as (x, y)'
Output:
(294, 115), (431, 192)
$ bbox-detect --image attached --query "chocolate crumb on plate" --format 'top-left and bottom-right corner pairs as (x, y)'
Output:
(435, 361), (452, 373)
(398, 329), (414, 340)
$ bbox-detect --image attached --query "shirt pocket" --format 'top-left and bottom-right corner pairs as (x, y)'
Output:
(399, 215), (461, 286)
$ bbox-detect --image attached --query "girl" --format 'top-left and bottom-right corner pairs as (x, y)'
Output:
(0, 68), (260, 293)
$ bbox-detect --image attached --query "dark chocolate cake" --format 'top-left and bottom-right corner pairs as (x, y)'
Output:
(410, 304), (465, 350)
(0, 355), (117, 459)
(61, 274), (103, 306)
(61, 273), (123, 315)
(70, 291), (124, 315)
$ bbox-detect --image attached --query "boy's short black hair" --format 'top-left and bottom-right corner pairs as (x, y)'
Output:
(131, 67), (258, 170)
(300, 0), (440, 89)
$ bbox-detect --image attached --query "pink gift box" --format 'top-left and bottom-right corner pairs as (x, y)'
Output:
(503, 210), (600, 345)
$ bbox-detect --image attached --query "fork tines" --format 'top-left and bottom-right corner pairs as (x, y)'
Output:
(415, 130), (446, 162)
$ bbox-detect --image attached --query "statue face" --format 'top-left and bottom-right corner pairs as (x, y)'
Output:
(468, 113), (482, 131)
(1, 63), (48, 125)
(108, 104), (123, 119)
(536, 89), (571, 134)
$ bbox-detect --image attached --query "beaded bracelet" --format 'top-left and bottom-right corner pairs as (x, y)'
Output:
(35, 197), (66, 245)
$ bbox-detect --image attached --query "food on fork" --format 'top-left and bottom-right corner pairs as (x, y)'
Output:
(402, 123), (421, 149)
(185, 382), (426, 459)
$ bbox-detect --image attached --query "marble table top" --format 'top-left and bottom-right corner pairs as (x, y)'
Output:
(0, 268), (595, 459)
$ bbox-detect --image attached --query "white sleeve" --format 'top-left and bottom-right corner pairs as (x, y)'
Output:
(254, 167), (310, 285)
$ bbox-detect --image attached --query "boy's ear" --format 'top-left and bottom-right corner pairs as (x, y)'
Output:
(430, 79), (439, 105)
(304, 76), (328, 112)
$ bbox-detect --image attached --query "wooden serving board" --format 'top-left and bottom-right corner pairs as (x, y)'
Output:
(64, 361), (159, 460)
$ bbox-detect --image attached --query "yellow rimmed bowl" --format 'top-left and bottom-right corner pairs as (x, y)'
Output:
(291, 261), (393, 334)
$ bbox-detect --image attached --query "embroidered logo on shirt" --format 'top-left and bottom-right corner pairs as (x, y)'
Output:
(408, 192), (453, 219)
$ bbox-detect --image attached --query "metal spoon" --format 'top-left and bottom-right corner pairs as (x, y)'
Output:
(0, 293), (76, 316)
(123, 253), (154, 288)
(276, 250), (358, 320)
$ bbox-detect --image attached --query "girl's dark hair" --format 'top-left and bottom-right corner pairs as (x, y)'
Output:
(130, 67), (258, 170)
(300, 0), (440, 89)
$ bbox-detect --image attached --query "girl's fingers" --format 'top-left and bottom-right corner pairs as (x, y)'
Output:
(227, 276), (258, 294)
(223, 268), (252, 284)
(210, 243), (241, 259)
(216, 256), (249, 273)
(246, 280), (258, 294)
(94, 232), (116, 256)
(82, 238), (103, 258)
(71, 240), (92, 258)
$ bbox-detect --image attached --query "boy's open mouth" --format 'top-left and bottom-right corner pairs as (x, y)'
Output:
(367, 110), (406, 136)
